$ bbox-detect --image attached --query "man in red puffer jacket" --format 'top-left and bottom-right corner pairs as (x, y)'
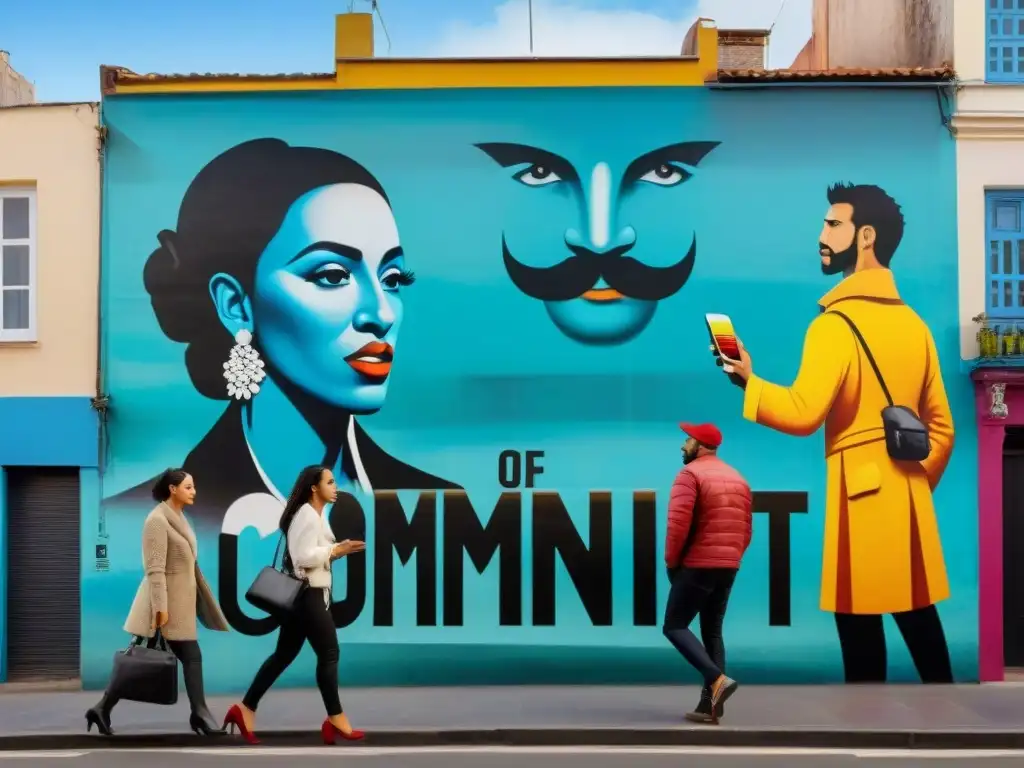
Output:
(663, 422), (752, 724)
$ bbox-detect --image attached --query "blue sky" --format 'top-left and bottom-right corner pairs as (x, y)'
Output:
(4, 0), (811, 103)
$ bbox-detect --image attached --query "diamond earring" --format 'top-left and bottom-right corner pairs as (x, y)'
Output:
(223, 329), (266, 400)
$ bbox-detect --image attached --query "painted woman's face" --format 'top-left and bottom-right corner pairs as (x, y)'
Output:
(251, 183), (413, 413)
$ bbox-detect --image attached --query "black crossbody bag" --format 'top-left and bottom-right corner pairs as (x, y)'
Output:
(828, 310), (931, 462)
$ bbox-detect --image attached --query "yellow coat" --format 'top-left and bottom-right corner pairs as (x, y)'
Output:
(742, 268), (954, 615)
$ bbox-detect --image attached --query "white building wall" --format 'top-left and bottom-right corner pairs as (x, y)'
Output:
(953, 0), (1024, 358)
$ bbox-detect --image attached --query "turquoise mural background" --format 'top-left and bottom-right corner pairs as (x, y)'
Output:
(87, 86), (976, 692)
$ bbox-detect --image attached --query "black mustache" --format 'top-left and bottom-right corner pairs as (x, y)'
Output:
(502, 235), (696, 302)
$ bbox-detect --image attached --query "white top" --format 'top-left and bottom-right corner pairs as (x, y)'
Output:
(286, 503), (336, 589)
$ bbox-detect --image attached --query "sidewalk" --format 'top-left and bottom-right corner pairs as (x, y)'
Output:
(0, 684), (1021, 751)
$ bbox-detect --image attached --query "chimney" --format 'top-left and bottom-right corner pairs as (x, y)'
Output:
(335, 12), (374, 59)
(717, 28), (770, 70)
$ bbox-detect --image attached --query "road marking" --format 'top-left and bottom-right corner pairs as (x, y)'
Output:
(71, 745), (1024, 758)
(0, 753), (83, 760)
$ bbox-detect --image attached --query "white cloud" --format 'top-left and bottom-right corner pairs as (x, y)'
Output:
(426, 0), (813, 69)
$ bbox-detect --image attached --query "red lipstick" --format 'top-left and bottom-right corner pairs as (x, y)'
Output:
(345, 341), (393, 380)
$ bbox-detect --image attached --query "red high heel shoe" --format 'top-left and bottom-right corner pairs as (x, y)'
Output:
(321, 718), (365, 744)
(223, 704), (260, 745)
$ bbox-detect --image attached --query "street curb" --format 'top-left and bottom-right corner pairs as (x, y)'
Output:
(1, 727), (1023, 751)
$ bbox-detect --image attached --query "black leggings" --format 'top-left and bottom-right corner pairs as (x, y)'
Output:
(242, 588), (342, 716)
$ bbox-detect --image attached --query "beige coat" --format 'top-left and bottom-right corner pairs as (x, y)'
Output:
(123, 503), (229, 640)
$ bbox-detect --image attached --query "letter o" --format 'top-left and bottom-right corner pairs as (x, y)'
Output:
(498, 450), (521, 488)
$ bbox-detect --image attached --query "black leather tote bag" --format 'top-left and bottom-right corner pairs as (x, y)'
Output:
(245, 533), (307, 616)
(108, 630), (179, 705)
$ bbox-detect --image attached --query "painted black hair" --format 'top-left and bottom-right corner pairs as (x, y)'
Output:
(142, 138), (390, 401)
(826, 182), (905, 267)
(278, 464), (330, 539)
(151, 467), (189, 502)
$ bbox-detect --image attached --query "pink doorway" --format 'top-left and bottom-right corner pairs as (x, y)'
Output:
(972, 367), (1024, 682)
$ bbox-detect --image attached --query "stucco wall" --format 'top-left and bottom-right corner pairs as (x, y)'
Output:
(87, 85), (976, 690)
(952, 0), (1024, 358)
(0, 103), (100, 396)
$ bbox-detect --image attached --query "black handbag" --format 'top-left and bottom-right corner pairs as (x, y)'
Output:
(245, 533), (307, 616)
(829, 310), (931, 462)
(107, 630), (178, 706)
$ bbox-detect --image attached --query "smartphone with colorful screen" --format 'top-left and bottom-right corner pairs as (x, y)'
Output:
(705, 313), (740, 360)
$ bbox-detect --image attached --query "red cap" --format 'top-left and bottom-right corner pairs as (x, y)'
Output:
(679, 422), (723, 448)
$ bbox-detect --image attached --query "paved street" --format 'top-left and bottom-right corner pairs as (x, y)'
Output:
(1, 683), (1022, 736)
(4, 746), (1024, 767)
(0, 684), (1022, 751)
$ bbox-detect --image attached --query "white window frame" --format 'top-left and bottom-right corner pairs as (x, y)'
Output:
(0, 187), (37, 342)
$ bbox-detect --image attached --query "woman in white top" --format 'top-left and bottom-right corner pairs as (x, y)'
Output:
(223, 465), (365, 745)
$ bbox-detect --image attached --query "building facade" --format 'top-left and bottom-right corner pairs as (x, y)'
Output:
(89, 13), (975, 691)
(953, 0), (1024, 682)
(0, 52), (35, 107)
(0, 102), (100, 681)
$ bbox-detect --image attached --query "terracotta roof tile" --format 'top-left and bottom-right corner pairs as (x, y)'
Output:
(100, 65), (334, 94)
(712, 66), (955, 83)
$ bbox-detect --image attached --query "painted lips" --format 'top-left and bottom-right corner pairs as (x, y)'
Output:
(581, 287), (625, 303)
(345, 341), (394, 380)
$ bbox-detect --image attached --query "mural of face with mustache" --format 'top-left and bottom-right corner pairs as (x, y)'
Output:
(477, 140), (720, 345)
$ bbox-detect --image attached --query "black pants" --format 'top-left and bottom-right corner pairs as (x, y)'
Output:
(243, 588), (342, 716)
(663, 567), (737, 685)
(834, 605), (953, 683)
(98, 638), (212, 715)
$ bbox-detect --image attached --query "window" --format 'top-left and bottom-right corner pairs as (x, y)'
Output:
(987, 0), (1024, 83)
(0, 188), (36, 342)
(986, 192), (1024, 320)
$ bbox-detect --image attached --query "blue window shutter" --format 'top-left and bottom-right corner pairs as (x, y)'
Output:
(985, 191), (1024, 320)
(986, 0), (1024, 83)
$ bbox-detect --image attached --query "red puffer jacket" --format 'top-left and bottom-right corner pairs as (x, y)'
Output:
(665, 455), (753, 569)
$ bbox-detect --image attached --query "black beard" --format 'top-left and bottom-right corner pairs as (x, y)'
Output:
(502, 235), (697, 302)
(820, 240), (857, 276)
(682, 449), (698, 465)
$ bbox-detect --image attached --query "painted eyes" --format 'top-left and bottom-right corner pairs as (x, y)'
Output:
(638, 163), (692, 187)
(310, 263), (351, 288)
(514, 164), (563, 187)
(381, 268), (416, 292)
(308, 263), (416, 292)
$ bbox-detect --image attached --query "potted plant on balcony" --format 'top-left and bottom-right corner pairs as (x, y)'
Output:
(973, 312), (1000, 358)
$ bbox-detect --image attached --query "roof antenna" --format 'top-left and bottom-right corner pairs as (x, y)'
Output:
(528, 0), (535, 54)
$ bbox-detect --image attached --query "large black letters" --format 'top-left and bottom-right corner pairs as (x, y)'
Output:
(532, 491), (613, 626)
(218, 488), (809, 634)
(373, 491), (437, 626)
(442, 491), (522, 626)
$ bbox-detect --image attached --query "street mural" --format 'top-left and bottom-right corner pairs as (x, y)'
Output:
(88, 87), (977, 692)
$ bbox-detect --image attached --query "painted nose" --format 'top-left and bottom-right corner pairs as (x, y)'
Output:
(565, 225), (637, 256)
(352, 283), (396, 337)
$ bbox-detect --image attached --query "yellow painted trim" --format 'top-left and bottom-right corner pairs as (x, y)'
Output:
(0, 180), (37, 188)
(105, 19), (719, 95)
(334, 58), (713, 89)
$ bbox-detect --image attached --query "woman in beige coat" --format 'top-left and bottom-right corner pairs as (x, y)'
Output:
(85, 468), (230, 737)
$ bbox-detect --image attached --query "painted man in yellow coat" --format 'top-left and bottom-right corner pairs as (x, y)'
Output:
(718, 183), (955, 683)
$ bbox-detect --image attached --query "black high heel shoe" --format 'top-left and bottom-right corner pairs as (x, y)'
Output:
(85, 706), (114, 736)
(190, 710), (227, 736)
